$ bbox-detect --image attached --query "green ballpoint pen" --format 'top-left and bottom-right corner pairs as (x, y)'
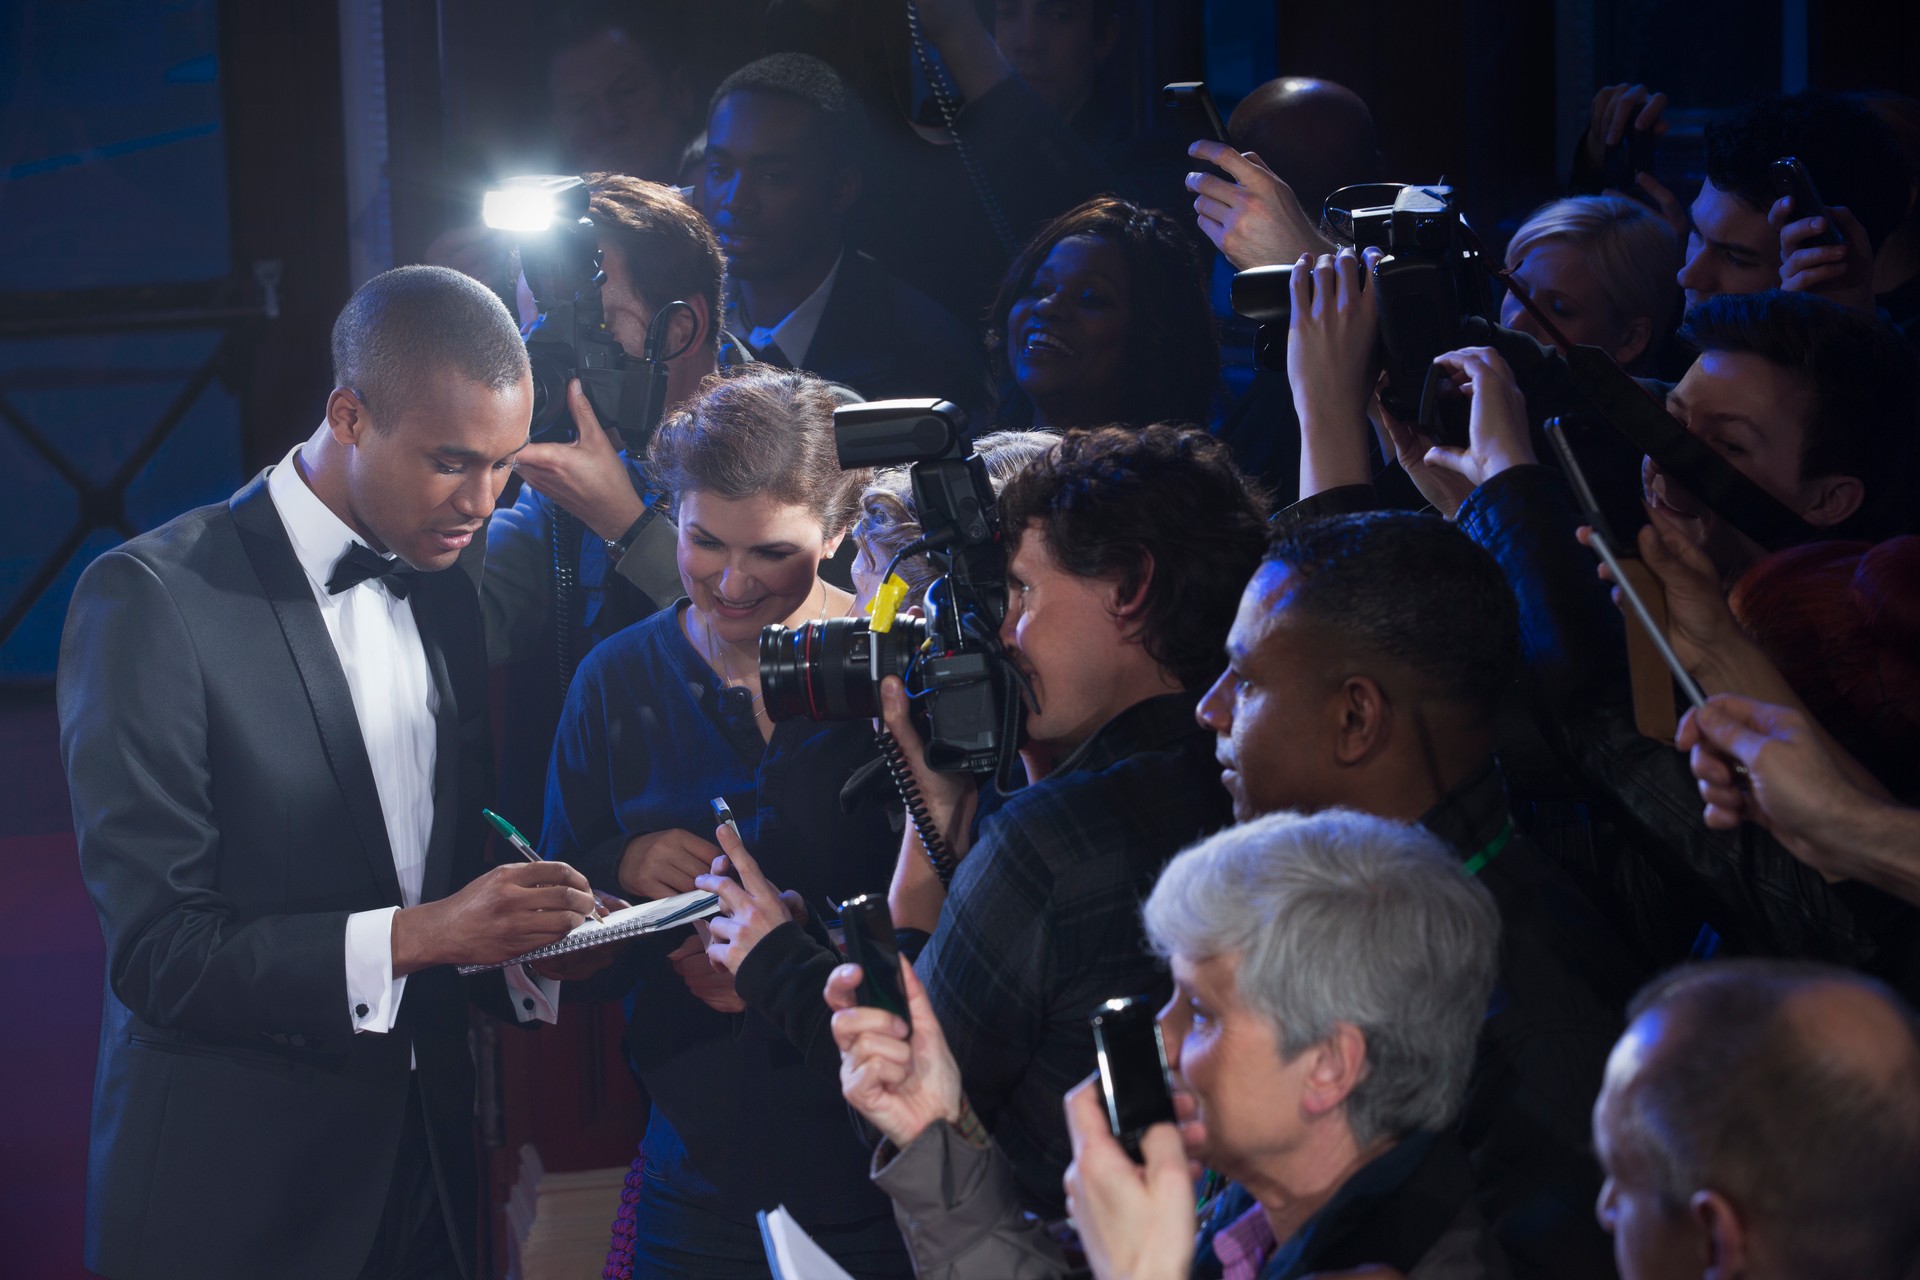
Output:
(482, 807), (542, 861)
(483, 807), (608, 920)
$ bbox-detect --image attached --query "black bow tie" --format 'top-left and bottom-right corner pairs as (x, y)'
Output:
(326, 542), (416, 598)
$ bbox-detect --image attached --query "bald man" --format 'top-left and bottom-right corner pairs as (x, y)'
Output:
(1229, 76), (1382, 217)
(1592, 960), (1920, 1280)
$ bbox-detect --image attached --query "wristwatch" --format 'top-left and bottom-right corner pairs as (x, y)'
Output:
(604, 501), (665, 563)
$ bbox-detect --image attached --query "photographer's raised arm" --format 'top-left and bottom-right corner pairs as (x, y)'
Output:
(1289, 249), (1381, 500)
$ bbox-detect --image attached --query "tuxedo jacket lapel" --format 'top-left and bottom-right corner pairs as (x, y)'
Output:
(229, 474), (405, 907)
(409, 574), (462, 906)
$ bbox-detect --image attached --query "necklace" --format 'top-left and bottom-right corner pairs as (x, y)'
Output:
(700, 582), (834, 716)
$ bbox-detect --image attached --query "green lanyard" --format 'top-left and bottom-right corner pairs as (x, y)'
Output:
(1460, 820), (1514, 878)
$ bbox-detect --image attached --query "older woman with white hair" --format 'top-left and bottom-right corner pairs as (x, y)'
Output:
(825, 808), (1506, 1280)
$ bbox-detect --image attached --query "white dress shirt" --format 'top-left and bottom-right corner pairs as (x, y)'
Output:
(743, 249), (844, 368)
(265, 447), (555, 1043)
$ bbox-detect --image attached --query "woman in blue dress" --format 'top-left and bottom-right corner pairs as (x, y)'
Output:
(541, 367), (909, 1278)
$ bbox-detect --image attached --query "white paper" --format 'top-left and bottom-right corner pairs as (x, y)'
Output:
(758, 1205), (856, 1280)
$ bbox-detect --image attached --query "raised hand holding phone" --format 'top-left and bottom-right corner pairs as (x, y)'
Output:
(1062, 1074), (1194, 1280)
(827, 955), (965, 1150)
(696, 816), (803, 975)
(1770, 157), (1876, 312)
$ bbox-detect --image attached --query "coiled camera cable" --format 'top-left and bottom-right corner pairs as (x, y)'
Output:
(876, 728), (959, 887)
(906, 0), (1019, 259)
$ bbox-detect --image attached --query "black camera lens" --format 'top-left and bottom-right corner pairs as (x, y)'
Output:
(526, 346), (578, 444)
(759, 616), (925, 722)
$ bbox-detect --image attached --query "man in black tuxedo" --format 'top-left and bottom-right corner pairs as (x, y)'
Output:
(58, 265), (600, 1280)
(698, 52), (991, 420)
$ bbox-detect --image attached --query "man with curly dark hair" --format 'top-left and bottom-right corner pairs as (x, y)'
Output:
(700, 423), (1270, 1215)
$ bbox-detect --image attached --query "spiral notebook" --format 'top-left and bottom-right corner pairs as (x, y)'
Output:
(456, 889), (722, 974)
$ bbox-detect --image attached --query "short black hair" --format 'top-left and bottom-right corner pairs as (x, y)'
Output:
(330, 265), (529, 428)
(1681, 290), (1919, 537)
(1263, 512), (1520, 720)
(997, 423), (1270, 690)
(1620, 960), (1920, 1280)
(988, 196), (1217, 431)
(1704, 90), (1913, 251)
(708, 52), (866, 163)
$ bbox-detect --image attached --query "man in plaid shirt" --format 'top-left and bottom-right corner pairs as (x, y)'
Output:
(879, 425), (1270, 1215)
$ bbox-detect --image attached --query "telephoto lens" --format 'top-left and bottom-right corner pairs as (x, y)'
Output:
(758, 616), (928, 722)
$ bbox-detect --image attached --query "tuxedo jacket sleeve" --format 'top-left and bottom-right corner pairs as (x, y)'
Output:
(62, 542), (359, 1044)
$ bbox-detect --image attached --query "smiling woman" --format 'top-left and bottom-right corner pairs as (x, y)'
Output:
(986, 196), (1217, 432)
(538, 365), (913, 1278)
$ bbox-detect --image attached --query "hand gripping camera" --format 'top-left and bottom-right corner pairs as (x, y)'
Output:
(759, 399), (1026, 777)
(1230, 183), (1496, 444)
(482, 174), (681, 448)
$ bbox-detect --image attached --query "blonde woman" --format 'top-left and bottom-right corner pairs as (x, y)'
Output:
(1500, 194), (1683, 371)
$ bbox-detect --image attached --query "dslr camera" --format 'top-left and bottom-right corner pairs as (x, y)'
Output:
(1230, 182), (1495, 444)
(757, 399), (1026, 781)
(482, 174), (676, 446)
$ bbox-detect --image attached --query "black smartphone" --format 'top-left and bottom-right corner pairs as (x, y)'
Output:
(1090, 996), (1176, 1161)
(1164, 81), (1235, 183)
(710, 797), (744, 883)
(1163, 81), (1232, 146)
(840, 893), (911, 1032)
(1602, 129), (1657, 194)
(1770, 156), (1845, 248)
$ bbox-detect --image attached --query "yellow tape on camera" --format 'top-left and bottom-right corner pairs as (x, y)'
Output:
(868, 574), (910, 632)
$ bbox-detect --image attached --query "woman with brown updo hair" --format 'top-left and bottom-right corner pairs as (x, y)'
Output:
(541, 366), (911, 1277)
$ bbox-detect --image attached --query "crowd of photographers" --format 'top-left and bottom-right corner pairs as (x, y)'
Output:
(425, 6), (1920, 1279)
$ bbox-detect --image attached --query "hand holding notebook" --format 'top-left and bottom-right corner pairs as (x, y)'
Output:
(455, 889), (722, 975)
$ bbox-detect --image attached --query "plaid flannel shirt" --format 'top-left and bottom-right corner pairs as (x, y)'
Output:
(916, 690), (1233, 1216)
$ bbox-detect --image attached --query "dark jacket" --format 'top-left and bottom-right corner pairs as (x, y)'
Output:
(1423, 767), (1636, 1280)
(770, 249), (992, 425)
(1191, 1132), (1507, 1280)
(58, 473), (513, 1280)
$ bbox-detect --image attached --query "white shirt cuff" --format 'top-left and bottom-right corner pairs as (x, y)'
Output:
(505, 963), (561, 1024)
(345, 907), (408, 1034)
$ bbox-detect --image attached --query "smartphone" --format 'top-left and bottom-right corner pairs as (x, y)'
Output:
(1602, 129), (1657, 194)
(840, 894), (911, 1032)
(710, 797), (744, 883)
(1770, 156), (1845, 248)
(1163, 82), (1232, 147)
(1090, 996), (1176, 1161)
